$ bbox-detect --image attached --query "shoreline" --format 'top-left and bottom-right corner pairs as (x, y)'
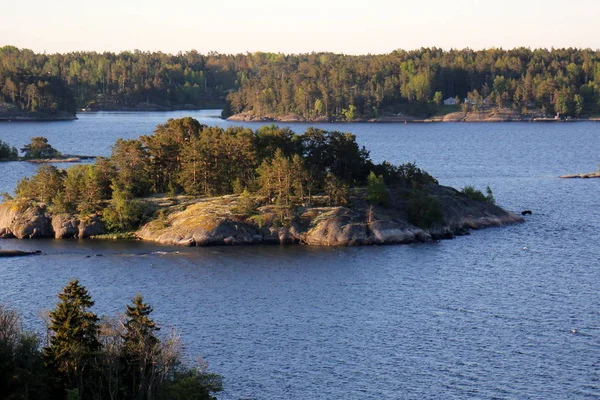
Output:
(560, 172), (600, 179)
(227, 113), (600, 124)
(0, 187), (525, 247)
(0, 115), (78, 122)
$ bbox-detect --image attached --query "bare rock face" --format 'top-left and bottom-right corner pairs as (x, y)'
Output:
(0, 202), (53, 238)
(78, 216), (106, 238)
(303, 207), (369, 246)
(52, 214), (80, 239)
(368, 220), (430, 244)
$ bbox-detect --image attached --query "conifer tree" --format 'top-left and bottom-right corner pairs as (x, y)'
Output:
(122, 294), (161, 400)
(43, 279), (101, 399)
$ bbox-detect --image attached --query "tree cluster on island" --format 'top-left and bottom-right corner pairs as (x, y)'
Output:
(2, 46), (600, 118)
(0, 137), (62, 161)
(5, 117), (446, 233)
(0, 280), (222, 400)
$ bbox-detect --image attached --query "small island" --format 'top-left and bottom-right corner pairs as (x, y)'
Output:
(0, 117), (523, 245)
(560, 166), (600, 179)
(0, 137), (95, 163)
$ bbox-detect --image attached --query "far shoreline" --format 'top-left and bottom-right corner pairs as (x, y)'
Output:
(226, 112), (600, 124)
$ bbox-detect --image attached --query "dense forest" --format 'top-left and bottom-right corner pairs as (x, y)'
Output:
(224, 48), (600, 119)
(2, 46), (600, 118)
(7, 117), (438, 232)
(0, 280), (222, 400)
(0, 46), (238, 113)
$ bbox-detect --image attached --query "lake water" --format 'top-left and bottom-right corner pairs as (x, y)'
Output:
(0, 112), (599, 399)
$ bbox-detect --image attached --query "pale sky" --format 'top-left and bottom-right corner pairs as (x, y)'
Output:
(1, 0), (599, 54)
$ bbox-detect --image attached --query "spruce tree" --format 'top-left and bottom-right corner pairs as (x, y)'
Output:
(43, 279), (101, 399)
(122, 294), (160, 400)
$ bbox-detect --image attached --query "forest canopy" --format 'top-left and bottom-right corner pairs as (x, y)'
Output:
(2, 46), (600, 118)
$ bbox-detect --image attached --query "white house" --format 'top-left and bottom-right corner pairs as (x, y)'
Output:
(443, 97), (457, 105)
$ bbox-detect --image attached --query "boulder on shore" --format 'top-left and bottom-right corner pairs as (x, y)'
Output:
(0, 202), (107, 239)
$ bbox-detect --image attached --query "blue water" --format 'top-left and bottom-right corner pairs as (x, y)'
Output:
(1, 112), (599, 399)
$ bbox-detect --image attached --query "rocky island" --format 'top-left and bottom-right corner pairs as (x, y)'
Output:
(559, 168), (600, 179)
(0, 117), (523, 246)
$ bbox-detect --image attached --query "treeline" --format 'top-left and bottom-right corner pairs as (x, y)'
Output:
(3, 46), (600, 118)
(0, 46), (240, 112)
(0, 279), (222, 400)
(10, 117), (436, 232)
(224, 48), (600, 119)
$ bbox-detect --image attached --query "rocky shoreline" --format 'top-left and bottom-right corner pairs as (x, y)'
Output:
(0, 111), (77, 121)
(0, 185), (524, 247)
(227, 110), (599, 124)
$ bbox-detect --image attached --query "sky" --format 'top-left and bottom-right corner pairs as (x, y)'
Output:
(1, 0), (599, 54)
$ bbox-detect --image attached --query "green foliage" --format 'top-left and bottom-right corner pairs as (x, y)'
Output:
(258, 149), (310, 207)
(2, 281), (223, 400)
(225, 48), (600, 118)
(300, 128), (372, 186)
(15, 164), (64, 204)
(324, 173), (349, 206)
(0, 140), (18, 160)
(121, 295), (161, 399)
(0, 305), (46, 400)
(20, 136), (60, 159)
(233, 189), (258, 216)
(406, 191), (444, 229)
(160, 368), (223, 400)
(374, 161), (438, 187)
(102, 187), (146, 232)
(342, 104), (357, 121)
(2, 47), (600, 118)
(366, 172), (389, 206)
(43, 279), (101, 398)
(433, 91), (443, 106)
(461, 185), (495, 204)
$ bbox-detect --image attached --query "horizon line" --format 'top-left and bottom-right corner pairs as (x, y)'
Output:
(2, 44), (600, 57)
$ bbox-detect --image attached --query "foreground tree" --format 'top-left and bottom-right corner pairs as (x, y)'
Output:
(122, 295), (161, 400)
(43, 280), (101, 399)
(0, 305), (46, 399)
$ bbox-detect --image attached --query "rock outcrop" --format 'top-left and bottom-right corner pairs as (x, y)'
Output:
(0, 203), (53, 238)
(559, 172), (600, 179)
(0, 185), (524, 246)
(135, 186), (523, 247)
(0, 202), (107, 239)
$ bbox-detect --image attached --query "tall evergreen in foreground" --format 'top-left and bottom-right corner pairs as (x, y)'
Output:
(43, 279), (101, 399)
(122, 295), (161, 400)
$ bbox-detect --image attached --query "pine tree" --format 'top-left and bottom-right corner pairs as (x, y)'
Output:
(122, 295), (160, 400)
(43, 279), (101, 398)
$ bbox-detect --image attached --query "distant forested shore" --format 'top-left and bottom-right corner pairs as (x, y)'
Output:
(2, 46), (600, 120)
